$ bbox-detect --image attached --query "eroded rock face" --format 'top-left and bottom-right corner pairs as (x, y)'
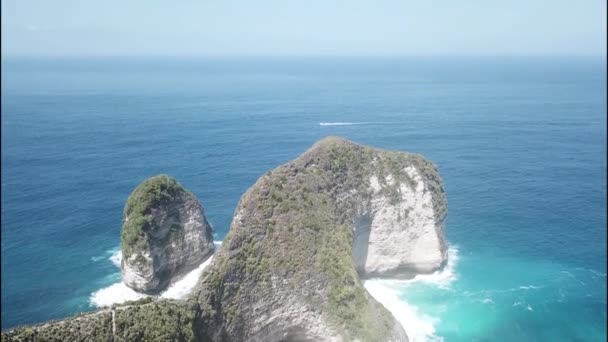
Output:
(353, 165), (448, 279)
(120, 175), (215, 294)
(191, 137), (447, 342)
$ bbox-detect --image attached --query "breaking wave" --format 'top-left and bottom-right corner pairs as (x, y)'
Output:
(91, 240), (461, 341)
(364, 246), (459, 342)
(91, 247), (121, 264)
(89, 241), (222, 308)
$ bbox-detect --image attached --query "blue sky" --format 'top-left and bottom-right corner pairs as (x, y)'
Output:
(1, 0), (606, 57)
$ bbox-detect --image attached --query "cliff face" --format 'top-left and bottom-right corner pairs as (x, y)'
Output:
(352, 159), (447, 278)
(120, 175), (215, 293)
(191, 137), (446, 341)
(2, 137), (447, 342)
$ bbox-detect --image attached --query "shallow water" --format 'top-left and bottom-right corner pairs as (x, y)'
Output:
(1, 56), (606, 340)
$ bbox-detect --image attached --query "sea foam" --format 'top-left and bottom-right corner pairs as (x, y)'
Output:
(109, 249), (122, 267)
(364, 246), (459, 342)
(89, 241), (222, 308)
(364, 279), (441, 342)
(90, 281), (147, 307)
(92, 241), (456, 342)
(161, 256), (214, 299)
(91, 247), (121, 264)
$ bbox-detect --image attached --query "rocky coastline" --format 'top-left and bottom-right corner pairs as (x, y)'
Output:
(2, 137), (448, 342)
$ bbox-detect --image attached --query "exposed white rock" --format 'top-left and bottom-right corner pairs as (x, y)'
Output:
(354, 165), (447, 278)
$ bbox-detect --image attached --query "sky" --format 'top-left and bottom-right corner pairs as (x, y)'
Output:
(1, 0), (606, 57)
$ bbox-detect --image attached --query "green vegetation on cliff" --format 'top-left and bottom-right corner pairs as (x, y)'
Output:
(1, 312), (113, 342)
(1, 299), (196, 342)
(114, 300), (197, 341)
(192, 137), (444, 341)
(121, 174), (193, 258)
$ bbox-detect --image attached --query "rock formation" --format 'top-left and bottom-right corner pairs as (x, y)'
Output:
(2, 137), (447, 342)
(121, 174), (215, 293)
(352, 158), (447, 278)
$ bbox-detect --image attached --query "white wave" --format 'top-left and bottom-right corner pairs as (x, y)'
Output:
(482, 298), (493, 304)
(320, 122), (358, 126)
(458, 283), (543, 299)
(364, 280), (442, 342)
(579, 268), (607, 277)
(391, 246), (459, 289)
(518, 285), (541, 290)
(110, 250), (122, 267)
(319, 122), (399, 126)
(90, 280), (149, 307)
(512, 301), (534, 312)
(90, 247), (216, 308)
(364, 246), (459, 342)
(91, 247), (121, 265)
(589, 270), (606, 277)
(162, 255), (214, 300)
(102, 241), (220, 271)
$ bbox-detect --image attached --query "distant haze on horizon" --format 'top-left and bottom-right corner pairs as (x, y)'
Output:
(1, 0), (606, 57)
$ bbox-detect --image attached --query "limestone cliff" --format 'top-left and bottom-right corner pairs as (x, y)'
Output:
(352, 155), (447, 278)
(2, 137), (447, 342)
(191, 136), (446, 341)
(121, 175), (215, 293)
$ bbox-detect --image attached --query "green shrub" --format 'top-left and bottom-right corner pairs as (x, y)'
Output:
(121, 175), (191, 257)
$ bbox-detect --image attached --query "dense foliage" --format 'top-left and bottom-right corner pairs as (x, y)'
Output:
(121, 174), (191, 258)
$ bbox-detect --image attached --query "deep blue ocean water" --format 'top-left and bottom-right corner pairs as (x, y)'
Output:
(1, 56), (606, 341)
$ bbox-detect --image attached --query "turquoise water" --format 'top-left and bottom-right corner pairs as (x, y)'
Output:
(1, 57), (606, 340)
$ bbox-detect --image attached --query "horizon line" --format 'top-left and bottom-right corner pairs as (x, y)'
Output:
(2, 52), (606, 60)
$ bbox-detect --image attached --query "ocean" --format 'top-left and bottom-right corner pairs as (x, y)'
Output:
(1, 56), (606, 341)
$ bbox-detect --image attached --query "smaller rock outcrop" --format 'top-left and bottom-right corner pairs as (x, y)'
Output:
(120, 175), (214, 294)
